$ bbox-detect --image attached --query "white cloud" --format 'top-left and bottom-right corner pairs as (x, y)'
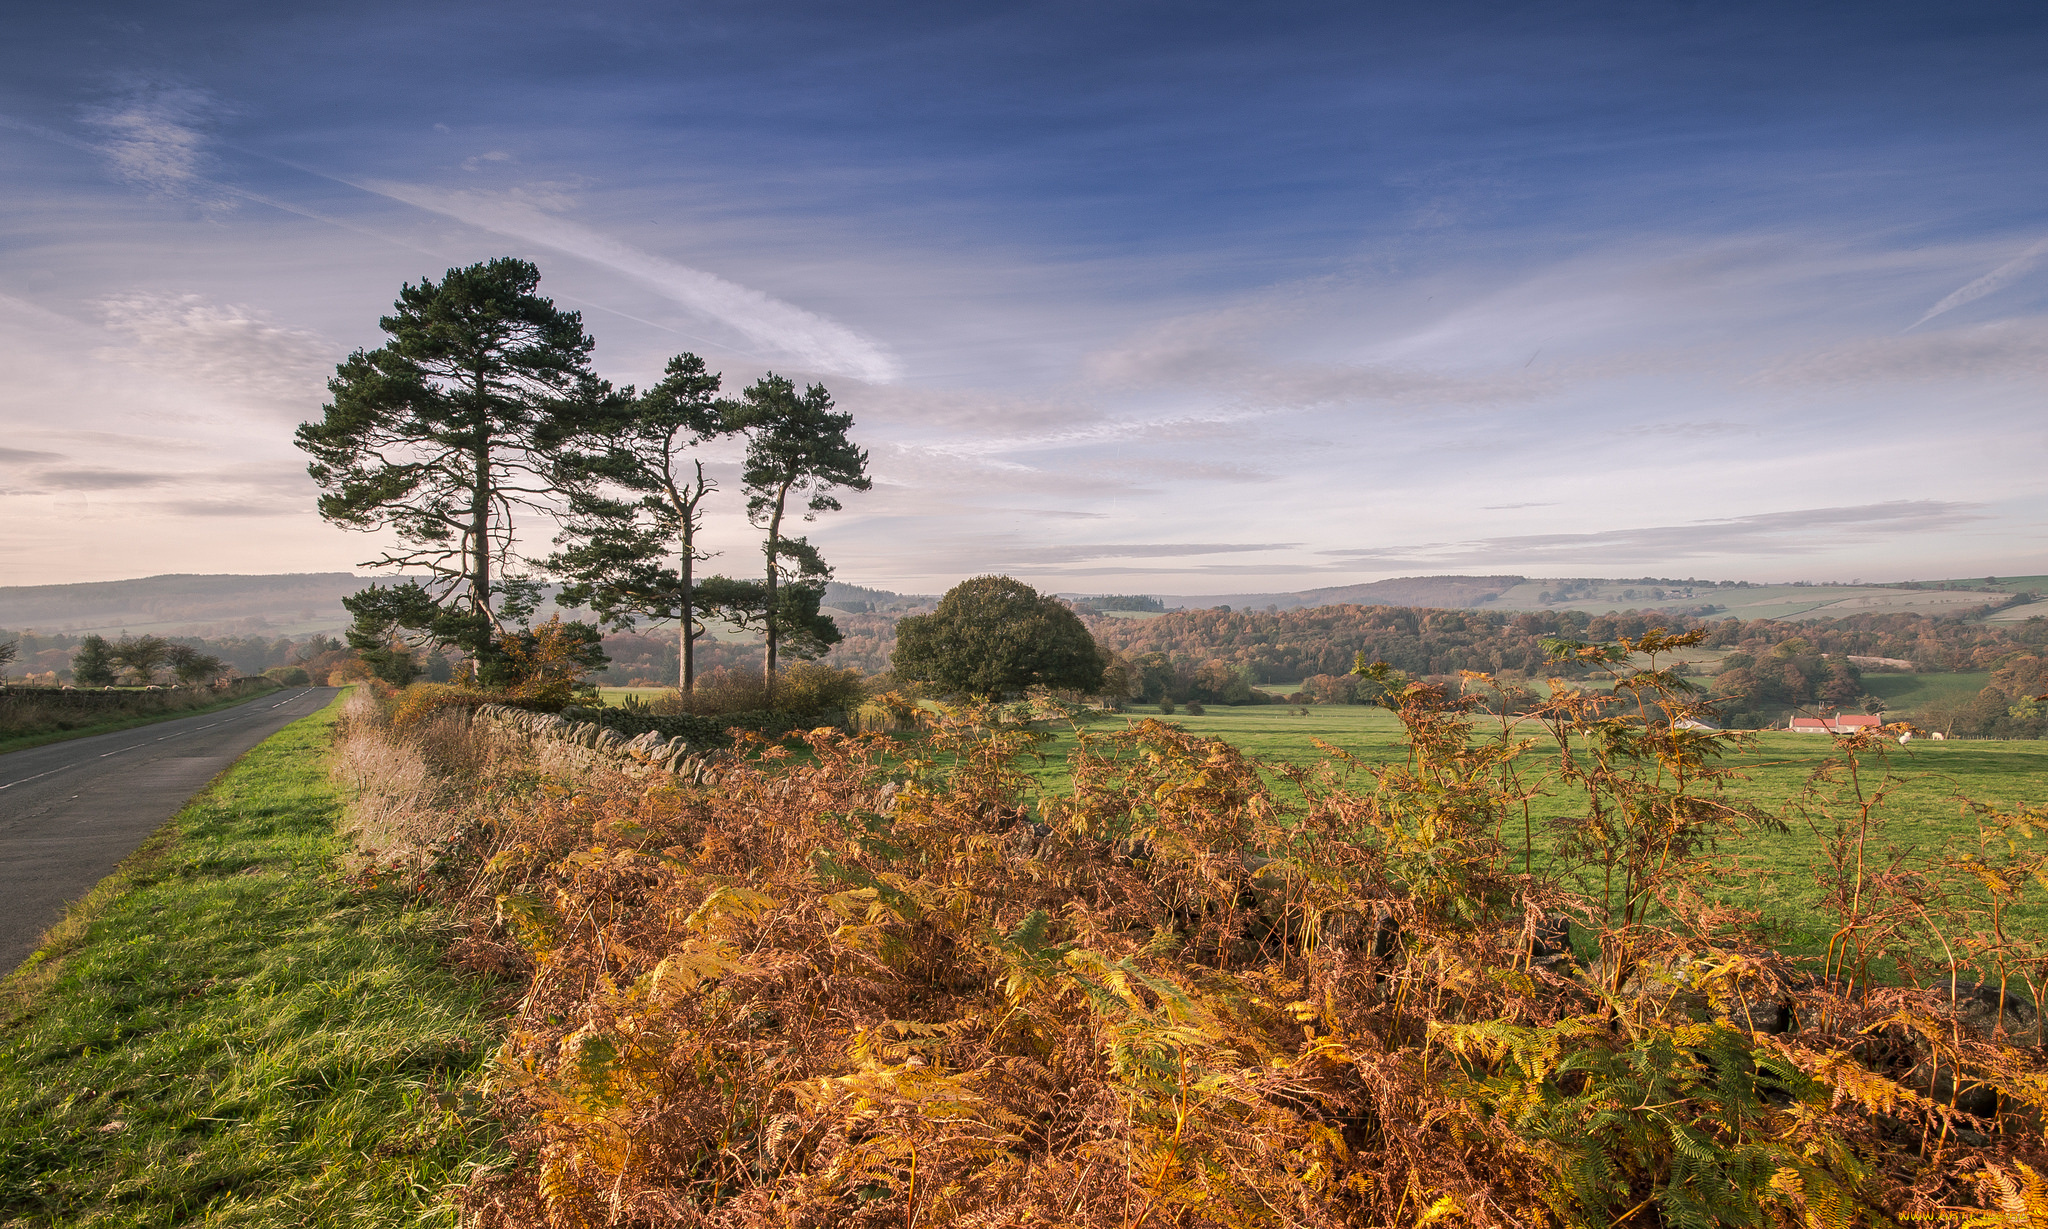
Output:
(81, 84), (230, 209)
(35, 467), (169, 490)
(996, 542), (1300, 564)
(360, 182), (904, 383)
(1322, 501), (1987, 567)
(1912, 236), (2048, 328)
(1754, 317), (2048, 385)
(1084, 307), (1548, 409)
(95, 292), (334, 415)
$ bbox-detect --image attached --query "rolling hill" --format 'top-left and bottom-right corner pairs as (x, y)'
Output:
(3, 571), (2034, 642)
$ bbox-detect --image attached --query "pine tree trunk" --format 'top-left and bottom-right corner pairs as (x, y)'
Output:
(469, 371), (492, 682)
(679, 533), (694, 692)
(763, 487), (789, 695)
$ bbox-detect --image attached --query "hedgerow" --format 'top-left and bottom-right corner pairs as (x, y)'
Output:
(430, 629), (2046, 1227)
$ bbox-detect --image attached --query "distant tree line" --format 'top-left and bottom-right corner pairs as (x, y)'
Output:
(1071, 594), (1167, 615)
(1, 628), (354, 686)
(1089, 605), (2047, 685)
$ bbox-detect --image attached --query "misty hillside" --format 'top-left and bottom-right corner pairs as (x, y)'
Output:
(4, 571), (2027, 642)
(1160, 575), (1526, 611)
(0, 573), (379, 636)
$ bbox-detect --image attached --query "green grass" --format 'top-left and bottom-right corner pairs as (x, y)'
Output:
(595, 685), (673, 703)
(1020, 704), (2048, 958)
(1860, 670), (1989, 715)
(0, 684), (287, 757)
(1671, 733), (2048, 952)
(0, 692), (506, 1229)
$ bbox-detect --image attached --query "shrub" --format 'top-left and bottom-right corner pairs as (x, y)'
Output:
(653, 662), (866, 726)
(388, 682), (495, 735)
(765, 660), (866, 721)
(264, 666), (311, 686)
(495, 617), (606, 711)
(652, 667), (769, 717)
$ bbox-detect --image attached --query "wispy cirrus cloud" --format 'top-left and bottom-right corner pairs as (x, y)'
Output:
(1911, 236), (2048, 329)
(997, 542), (1300, 564)
(1041, 562), (1342, 577)
(95, 292), (333, 413)
(35, 467), (170, 490)
(1324, 501), (1986, 567)
(1085, 307), (1547, 409)
(80, 83), (232, 210)
(360, 182), (903, 384)
(13, 460), (311, 497)
(151, 497), (302, 518)
(1620, 421), (1755, 439)
(1754, 318), (2048, 385)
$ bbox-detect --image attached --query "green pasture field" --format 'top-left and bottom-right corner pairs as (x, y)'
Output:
(1861, 671), (1990, 715)
(0, 692), (503, 1228)
(596, 685), (674, 704)
(1016, 703), (2048, 958)
(1927, 573), (2048, 594)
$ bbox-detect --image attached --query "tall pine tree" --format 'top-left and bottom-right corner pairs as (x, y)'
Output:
(546, 353), (745, 692)
(725, 374), (870, 687)
(295, 258), (615, 668)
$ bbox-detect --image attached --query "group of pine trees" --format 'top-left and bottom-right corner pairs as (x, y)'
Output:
(63, 635), (225, 687)
(295, 258), (870, 694)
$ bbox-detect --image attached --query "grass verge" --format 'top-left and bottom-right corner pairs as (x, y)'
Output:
(0, 691), (506, 1229)
(0, 685), (285, 758)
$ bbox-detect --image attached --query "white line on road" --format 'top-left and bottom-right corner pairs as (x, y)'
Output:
(0, 765), (71, 791)
(2, 689), (319, 792)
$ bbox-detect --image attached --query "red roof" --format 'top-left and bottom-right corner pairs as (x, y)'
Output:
(1789, 715), (1883, 732)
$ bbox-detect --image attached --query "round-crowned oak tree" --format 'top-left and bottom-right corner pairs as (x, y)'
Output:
(891, 576), (1106, 698)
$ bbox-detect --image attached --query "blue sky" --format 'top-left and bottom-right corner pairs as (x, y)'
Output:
(2, 1), (2044, 593)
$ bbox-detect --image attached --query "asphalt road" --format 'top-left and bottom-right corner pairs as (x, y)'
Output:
(0, 686), (339, 972)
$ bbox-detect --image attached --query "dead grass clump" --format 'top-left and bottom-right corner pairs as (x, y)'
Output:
(331, 685), (489, 863)
(446, 632), (2048, 1228)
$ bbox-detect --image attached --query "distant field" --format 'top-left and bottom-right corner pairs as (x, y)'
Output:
(1018, 704), (2047, 955)
(1861, 671), (1990, 715)
(1927, 574), (2048, 595)
(1484, 580), (2004, 623)
(596, 686), (674, 703)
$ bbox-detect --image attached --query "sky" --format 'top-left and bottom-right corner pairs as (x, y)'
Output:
(2, 0), (2045, 596)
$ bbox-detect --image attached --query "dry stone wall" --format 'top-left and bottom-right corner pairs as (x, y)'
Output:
(473, 704), (729, 785)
